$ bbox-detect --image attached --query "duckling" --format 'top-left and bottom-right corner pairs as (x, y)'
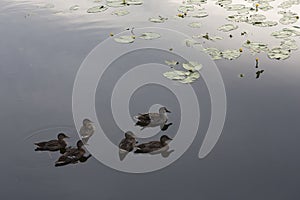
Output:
(55, 140), (86, 166)
(80, 119), (95, 144)
(134, 135), (172, 154)
(134, 107), (171, 130)
(34, 133), (69, 152)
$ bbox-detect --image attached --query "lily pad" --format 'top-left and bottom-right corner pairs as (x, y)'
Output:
(165, 60), (179, 66)
(178, 5), (195, 13)
(192, 11), (208, 18)
(182, 61), (203, 71)
(112, 9), (129, 16)
(126, 0), (143, 5)
(203, 48), (222, 60)
(278, 11), (299, 25)
(193, 33), (223, 41)
(267, 47), (291, 60)
(114, 35), (135, 43)
(280, 38), (298, 50)
(69, 5), (80, 11)
(188, 22), (202, 28)
(224, 4), (245, 11)
(179, 72), (200, 83)
(87, 5), (108, 13)
(139, 32), (160, 40)
(149, 16), (168, 23)
(218, 24), (238, 32)
(221, 49), (242, 60)
(243, 41), (269, 53)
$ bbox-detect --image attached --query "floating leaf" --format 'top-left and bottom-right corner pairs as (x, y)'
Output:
(179, 72), (200, 83)
(182, 62), (202, 71)
(267, 47), (291, 60)
(224, 4), (245, 11)
(278, 11), (299, 25)
(87, 5), (108, 13)
(112, 9), (129, 16)
(69, 5), (80, 11)
(221, 49), (241, 60)
(218, 24), (238, 32)
(280, 38), (298, 50)
(203, 48), (222, 60)
(139, 32), (160, 40)
(149, 16), (168, 23)
(126, 0), (143, 5)
(193, 33), (223, 41)
(242, 41), (269, 53)
(114, 35), (135, 43)
(178, 5), (195, 13)
(165, 60), (179, 66)
(188, 22), (202, 28)
(192, 11), (208, 18)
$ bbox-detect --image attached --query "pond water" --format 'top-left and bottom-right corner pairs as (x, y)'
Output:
(1, 0), (300, 199)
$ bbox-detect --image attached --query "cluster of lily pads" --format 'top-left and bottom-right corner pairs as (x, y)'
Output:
(179, 0), (300, 62)
(113, 31), (161, 43)
(163, 61), (202, 83)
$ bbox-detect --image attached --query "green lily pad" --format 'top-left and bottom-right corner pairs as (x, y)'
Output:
(139, 32), (160, 40)
(179, 72), (200, 83)
(182, 61), (203, 71)
(69, 5), (80, 11)
(112, 9), (129, 16)
(114, 35), (135, 43)
(178, 5), (195, 13)
(188, 22), (202, 28)
(242, 41), (269, 53)
(203, 48), (222, 60)
(218, 24), (238, 32)
(221, 49), (241, 60)
(149, 16), (168, 23)
(280, 38), (298, 50)
(267, 47), (291, 60)
(278, 11), (299, 25)
(224, 4), (245, 11)
(165, 60), (179, 66)
(216, 0), (232, 6)
(87, 5), (108, 13)
(126, 0), (143, 5)
(192, 11), (208, 18)
(254, 2), (273, 11)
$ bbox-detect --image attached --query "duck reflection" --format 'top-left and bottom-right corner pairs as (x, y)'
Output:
(134, 135), (173, 157)
(118, 131), (138, 161)
(55, 140), (91, 167)
(134, 107), (172, 131)
(34, 133), (69, 153)
(80, 119), (95, 144)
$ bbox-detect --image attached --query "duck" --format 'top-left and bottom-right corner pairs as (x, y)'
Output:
(55, 140), (86, 166)
(80, 119), (95, 144)
(118, 131), (137, 161)
(134, 107), (171, 130)
(34, 133), (69, 152)
(119, 131), (137, 152)
(134, 135), (172, 154)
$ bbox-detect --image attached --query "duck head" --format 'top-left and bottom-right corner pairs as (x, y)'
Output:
(159, 107), (171, 114)
(57, 133), (69, 140)
(125, 131), (136, 139)
(83, 118), (93, 126)
(160, 135), (172, 144)
(76, 140), (84, 148)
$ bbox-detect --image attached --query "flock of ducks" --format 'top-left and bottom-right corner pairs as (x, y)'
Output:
(34, 106), (173, 165)
(119, 106), (174, 160)
(34, 133), (91, 167)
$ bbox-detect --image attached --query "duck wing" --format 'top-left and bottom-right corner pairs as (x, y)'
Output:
(119, 138), (135, 152)
(135, 141), (162, 153)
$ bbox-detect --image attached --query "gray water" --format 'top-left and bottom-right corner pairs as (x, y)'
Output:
(1, 0), (300, 199)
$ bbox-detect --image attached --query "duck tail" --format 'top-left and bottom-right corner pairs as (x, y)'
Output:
(134, 149), (145, 154)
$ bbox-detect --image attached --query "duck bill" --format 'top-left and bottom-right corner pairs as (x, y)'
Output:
(166, 109), (171, 113)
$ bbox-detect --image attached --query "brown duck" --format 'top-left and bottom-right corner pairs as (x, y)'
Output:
(34, 133), (69, 152)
